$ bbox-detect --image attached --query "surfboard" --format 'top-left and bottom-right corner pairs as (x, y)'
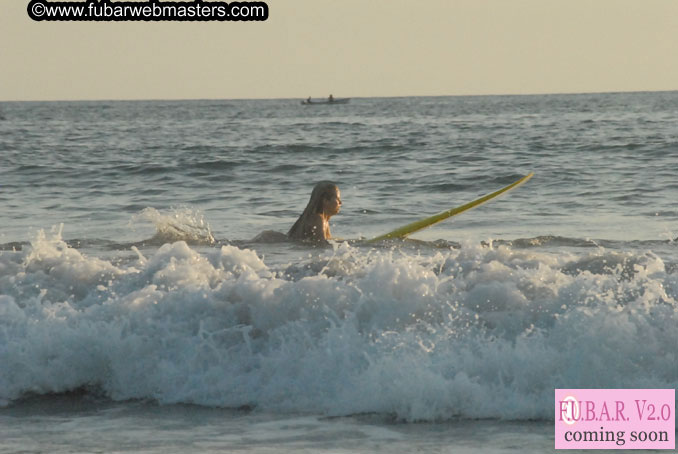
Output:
(367, 172), (534, 243)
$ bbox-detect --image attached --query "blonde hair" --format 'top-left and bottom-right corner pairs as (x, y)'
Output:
(288, 181), (338, 239)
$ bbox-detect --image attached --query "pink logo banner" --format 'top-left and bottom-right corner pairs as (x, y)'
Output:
(555, 389), (675, 450)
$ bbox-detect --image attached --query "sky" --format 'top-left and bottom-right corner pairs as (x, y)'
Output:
(2, 0), (678, 101)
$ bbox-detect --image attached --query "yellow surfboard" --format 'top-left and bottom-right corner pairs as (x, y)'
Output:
(367, 172), (534, 242)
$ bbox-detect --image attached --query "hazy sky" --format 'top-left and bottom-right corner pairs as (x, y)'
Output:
(2, 0), (677, 101)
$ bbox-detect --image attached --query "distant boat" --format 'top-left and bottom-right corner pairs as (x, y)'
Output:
(301, 98), (350, 105)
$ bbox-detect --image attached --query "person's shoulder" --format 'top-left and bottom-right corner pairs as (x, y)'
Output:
(289, 215), (328, 244)
(289, 213), (324, 241)
(306, 213), (324, 235)
(293, 213), (323, 241)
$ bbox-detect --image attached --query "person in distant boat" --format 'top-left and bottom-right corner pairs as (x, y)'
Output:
(328, 94), (334, 102)
(307, 96), (312, 103)
(288, 181), (341, 241)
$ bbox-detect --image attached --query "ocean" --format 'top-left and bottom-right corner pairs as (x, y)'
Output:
(1, 92), (677, 453)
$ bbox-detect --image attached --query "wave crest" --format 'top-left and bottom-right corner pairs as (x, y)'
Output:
(0, 234), (676, 420)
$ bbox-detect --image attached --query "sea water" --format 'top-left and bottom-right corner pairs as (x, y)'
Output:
(0, 93), (677, 452)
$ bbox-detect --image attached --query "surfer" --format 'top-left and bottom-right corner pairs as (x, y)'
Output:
(328, 94), (334, 102)
(288, 181), (341, 241)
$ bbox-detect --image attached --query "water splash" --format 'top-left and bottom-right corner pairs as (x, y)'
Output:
(0, 232), (676, 420)
(132, 207), (216, 245)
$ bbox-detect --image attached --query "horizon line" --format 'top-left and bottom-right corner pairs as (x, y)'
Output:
(1, 88), (677, 104)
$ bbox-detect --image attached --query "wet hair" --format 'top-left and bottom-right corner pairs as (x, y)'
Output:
(288, 181), (338, 239)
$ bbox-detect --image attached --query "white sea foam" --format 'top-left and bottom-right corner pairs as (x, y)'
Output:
(132, 207), (216, 245)
(0, 230), (676, 420)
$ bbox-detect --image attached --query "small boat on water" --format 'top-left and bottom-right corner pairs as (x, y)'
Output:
(301, 97), (350, 105)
